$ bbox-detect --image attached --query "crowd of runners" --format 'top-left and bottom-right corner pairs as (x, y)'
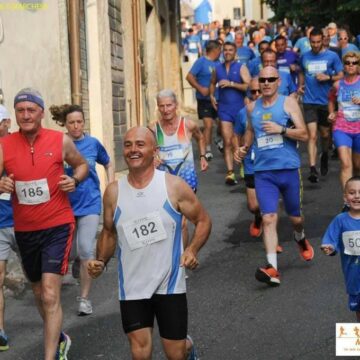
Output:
(0, 17), (359, 360)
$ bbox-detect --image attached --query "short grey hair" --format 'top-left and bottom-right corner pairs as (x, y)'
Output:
(156, 89), (177, 104)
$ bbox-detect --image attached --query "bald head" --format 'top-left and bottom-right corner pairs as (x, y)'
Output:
(259, 66), (279, 79)
(125, 126), (157, 147)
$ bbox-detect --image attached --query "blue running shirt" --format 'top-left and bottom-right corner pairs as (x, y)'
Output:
(65, 134), (110, 216)
(322, 212), (360, 295)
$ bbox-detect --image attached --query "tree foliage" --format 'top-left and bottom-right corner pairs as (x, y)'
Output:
(262, 0), (360, 35)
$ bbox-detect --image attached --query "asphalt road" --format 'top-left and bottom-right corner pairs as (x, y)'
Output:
(2, 143), (357, 360)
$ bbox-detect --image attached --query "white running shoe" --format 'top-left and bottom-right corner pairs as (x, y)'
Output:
(77, 297), (93, 316)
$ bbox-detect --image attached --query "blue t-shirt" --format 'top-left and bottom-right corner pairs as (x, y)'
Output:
(190, 56), (220, 100)
(248, 57), (262, 77)
(184, 35), (201, 54)
(322, 212), (360, 295)
(300, 49), (343, 105)
(236, 46), (255, 65)
(65, 134), (110, 216)
(0, 193), (13, 228)
(341, 43), (359, 57)
(250, 95), (300, 172)
(279, 71), (297, 96)
(294, 37), (311, 55)
(234, 107), (255, 175)
(276, 50), (299, 83)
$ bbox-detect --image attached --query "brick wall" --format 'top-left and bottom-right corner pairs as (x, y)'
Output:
(108, 0), (127, 170)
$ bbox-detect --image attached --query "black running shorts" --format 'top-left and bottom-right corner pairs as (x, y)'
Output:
(303, 103), (330, 127)
(120, 293), (188, 340)
(197, 99), (217, 120)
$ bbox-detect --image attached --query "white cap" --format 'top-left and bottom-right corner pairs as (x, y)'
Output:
(328, 22), (337, 29)
(0, 105), (10, 121)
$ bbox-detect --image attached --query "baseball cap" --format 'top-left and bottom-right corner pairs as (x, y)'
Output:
(0, 104), (10, 121)
(328, 22), (337, 29)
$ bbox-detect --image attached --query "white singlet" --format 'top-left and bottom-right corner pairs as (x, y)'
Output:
(114, 169), (186, 300)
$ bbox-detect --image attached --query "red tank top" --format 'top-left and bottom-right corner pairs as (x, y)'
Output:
(0, 128), (74, 231)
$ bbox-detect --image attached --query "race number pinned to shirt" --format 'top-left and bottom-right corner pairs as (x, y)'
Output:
(122, 211), (167, 251)
(189, 42), (197, 50)
(342, 103), (360, 122)
(307, 60), (327, 75)
(0, 192), (10, 201)
(257, 134), (284, 151)
(15, 178), (50, 205)
(342, 231), (360, 256)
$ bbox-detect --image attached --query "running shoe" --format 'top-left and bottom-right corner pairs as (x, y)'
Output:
(71, 256), (80, 279)
(255, 264), (281, 286)
(186, 335), (199, 360)
(77, 297), (93, 316)
(56, 332), (71, 360)
(215, 138), (224, 153)
(225, 172), (237, 186)
(249, 220), (262, 237)
(205, 151), (213, 161)
(0, 330), (9, 351)
(320, 152), (329, 176)
(308, 167), (319, 183)
(296, 238), (314, 261)
(276, 245), (283, 254)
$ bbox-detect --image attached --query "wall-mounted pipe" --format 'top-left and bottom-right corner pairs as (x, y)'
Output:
(68, 0), (82, 105)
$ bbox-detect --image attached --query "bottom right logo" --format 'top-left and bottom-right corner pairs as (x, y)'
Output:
(336, 323), (360, 356)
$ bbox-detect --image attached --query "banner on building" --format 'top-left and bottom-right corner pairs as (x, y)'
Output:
(181, 0), (213, 24)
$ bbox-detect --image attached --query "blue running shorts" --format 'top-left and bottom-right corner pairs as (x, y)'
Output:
(333, 130), (360, 154)
(254, 169), (302, 217)
(218, 104), (242, 123)
(348, 294), (360, 312)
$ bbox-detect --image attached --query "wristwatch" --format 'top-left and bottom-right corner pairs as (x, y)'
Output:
(71, 176), (80, 187)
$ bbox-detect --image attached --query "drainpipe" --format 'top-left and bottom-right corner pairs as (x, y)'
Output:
(68, 0), (82, 105)
(131, 0), (141, 125)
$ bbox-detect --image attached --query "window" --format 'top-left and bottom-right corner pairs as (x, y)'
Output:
(233, 7), (241, 20)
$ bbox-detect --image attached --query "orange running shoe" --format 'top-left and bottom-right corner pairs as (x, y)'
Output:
(249, 221), (263, 237)
(276, 245), (283, 254)
(255, 264), (281, 286)
(296, 238), (314, 261)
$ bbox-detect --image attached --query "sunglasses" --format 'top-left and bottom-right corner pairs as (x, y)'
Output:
(250, 89), (261, 94)
(259, 77), (278, 83)
(344, 60), (359, 66)
(338, 37), (348, 40)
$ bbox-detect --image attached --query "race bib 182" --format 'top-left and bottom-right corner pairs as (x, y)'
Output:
(122, 211), (167, 251)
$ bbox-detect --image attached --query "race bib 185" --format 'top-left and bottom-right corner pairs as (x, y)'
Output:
(15, 178), (50, 205)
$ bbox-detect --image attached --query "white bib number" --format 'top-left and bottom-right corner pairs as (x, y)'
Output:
(308, 61), (327, 75)
(15, 178), (50, 205)
(343, 231), (360, 256)
(257, 134), (284, 150)
(189, 42), (197, 50)
(343, 105), (360, 122)
(160, 148), (184, 161)
(202, 34), (209, 40)
(122, 211), (167, 251)
(0, 192), (10, 201)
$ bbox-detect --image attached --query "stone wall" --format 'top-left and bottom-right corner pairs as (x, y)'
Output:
(108, 0), (127, 170)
